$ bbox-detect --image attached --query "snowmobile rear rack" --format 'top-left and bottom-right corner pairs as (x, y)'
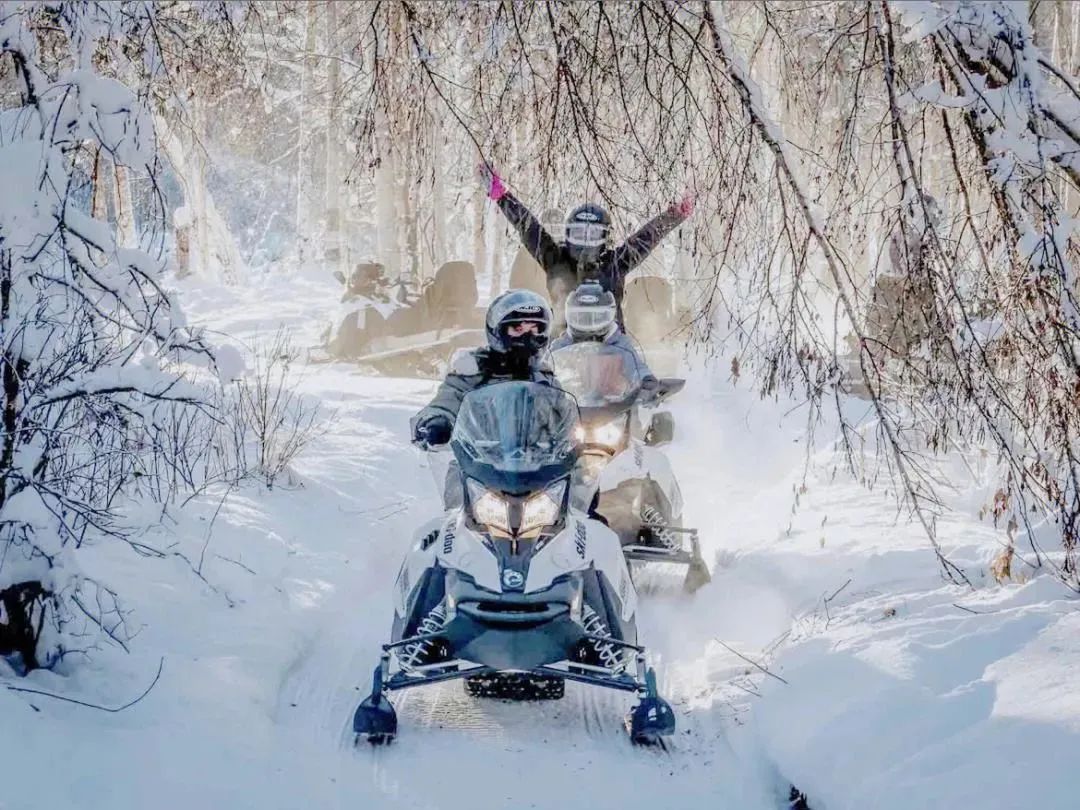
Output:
(625, 526), (711, 592)
(624, 525), (701, 565)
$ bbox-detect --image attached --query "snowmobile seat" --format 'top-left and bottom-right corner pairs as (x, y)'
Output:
(422, 260), (482, 329)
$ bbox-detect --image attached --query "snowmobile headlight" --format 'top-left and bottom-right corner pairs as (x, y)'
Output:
(466, 479), (511, 533)
(520, 481), (567, 535)
(581, 416), (626, 450)
(593, 417), (625, 448)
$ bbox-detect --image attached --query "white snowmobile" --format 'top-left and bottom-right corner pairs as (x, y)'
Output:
(352, 380), (676, 746)
(551, 341), (710, 593)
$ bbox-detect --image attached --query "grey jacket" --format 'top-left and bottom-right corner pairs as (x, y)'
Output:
(412, 347), (556, 433)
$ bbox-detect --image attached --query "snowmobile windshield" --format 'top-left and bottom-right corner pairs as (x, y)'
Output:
(451, 381), (579, 493)
(550, 342), (645, 412)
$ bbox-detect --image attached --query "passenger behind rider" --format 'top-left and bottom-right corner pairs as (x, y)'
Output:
(549, 281), (660, 403)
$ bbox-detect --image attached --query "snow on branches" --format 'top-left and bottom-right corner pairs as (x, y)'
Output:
(0, 2), (211, 670)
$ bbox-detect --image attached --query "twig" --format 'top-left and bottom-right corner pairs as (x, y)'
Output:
(3, 657), (164, 713)
(70, 593), (130, 653)
(823, 577), (853, 629)
(214, 553), (256, 575)
(713, 638), (789, 685)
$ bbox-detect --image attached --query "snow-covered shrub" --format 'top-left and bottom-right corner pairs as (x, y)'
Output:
(217, 330), (322, 490)
(0, 3), (212, 670)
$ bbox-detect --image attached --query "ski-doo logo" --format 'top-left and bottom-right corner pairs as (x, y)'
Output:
(516, 305), (542, 314)
(502, 569), (524, 589)
(579, 295), (599, 304)
(442, 528), (455, 555)
(576, 211), (600, 222)
(575, 522), (587, 558)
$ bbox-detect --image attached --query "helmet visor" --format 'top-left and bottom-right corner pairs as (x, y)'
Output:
(505, 320), (547, 338)
(565, 222), (609, 248)
(566, 301), (615, 334)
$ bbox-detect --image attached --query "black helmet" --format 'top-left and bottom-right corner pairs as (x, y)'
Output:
(565, 281), (616, 339)
(564, 203), (611, 264)
(485, 289), (553, 356)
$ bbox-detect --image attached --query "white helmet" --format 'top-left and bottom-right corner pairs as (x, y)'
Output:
(565, 281), (616, 338)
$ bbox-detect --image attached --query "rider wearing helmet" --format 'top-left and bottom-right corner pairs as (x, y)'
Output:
(411, 289), (555, 448)
(478, 163), (694, 330)
(550, 282), (658, 393)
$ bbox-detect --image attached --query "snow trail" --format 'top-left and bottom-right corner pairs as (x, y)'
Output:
(8, 277), (1078, 809)
(266, 362), (781, 810)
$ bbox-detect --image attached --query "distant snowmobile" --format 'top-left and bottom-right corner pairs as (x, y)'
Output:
(551, 340), (710, 592)
(620, 273), (687, 378)
(352, 380), (677, 746)
(319, 261), (486, 378)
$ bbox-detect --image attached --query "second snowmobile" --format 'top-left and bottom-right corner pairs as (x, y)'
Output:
(352, 380), (676, 746)
(551, 341), (710, 592)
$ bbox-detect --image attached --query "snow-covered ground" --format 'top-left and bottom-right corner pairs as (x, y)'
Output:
(3, 275), (1079, 810)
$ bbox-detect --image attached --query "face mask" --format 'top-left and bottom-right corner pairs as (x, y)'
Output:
(567, 242), (602, 265)
(505, 332), (547, 359)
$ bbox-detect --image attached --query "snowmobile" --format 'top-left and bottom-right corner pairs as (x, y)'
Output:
(319, 261), (486, 378)
(352, 381), (676, 746)
(551, 341), (710, 593)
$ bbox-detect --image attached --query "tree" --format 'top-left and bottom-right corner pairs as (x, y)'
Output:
(0, 2), (213, 670)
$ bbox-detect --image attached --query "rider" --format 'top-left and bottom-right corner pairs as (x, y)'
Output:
(479, 163), (694, 330)
(410, 289), (555, 449)
(550, 282), (660, 400)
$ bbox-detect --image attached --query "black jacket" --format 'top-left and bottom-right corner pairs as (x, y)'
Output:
(412, 347), (556, 432)
(496, 193), (688, 328)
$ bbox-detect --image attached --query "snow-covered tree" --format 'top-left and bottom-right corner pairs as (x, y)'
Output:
(0, 2), (212, 670)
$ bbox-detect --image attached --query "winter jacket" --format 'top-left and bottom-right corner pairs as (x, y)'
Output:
(496, 193), (688, 329)
(548, 325), (655, 381)
(412, 347), (557, 433)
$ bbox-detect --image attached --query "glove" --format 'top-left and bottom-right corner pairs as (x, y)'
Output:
(639, 375), (661, 406)
(477, 161), (507, 201)
(674, 189), (695, 219)
(413, 414), (452, 448)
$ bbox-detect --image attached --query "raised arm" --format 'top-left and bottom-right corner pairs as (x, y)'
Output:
(479, 163), (562, 269)
(610, 191), (695, 277)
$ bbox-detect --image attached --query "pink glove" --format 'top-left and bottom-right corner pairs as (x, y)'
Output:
(675, 189), (695, 218)
(478, 162), (507, 201)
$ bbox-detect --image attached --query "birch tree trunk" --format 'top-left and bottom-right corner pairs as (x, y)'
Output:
(296, 0), (319, 269)
(113, 163), (137, 249)
(323, 1), (344, 280)
(374, 107), (400, 280)
(472, 184), (488, 298)
(155, 111), (242, 283)
(429, 111), (448, 271)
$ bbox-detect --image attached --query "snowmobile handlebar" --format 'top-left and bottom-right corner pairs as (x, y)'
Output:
(639, 377), (684, 407)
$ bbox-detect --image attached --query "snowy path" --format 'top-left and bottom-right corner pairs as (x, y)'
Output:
(0, 278), (790, 809)
(7, 277), (1079, 809)
(260, 365), (783, 810)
